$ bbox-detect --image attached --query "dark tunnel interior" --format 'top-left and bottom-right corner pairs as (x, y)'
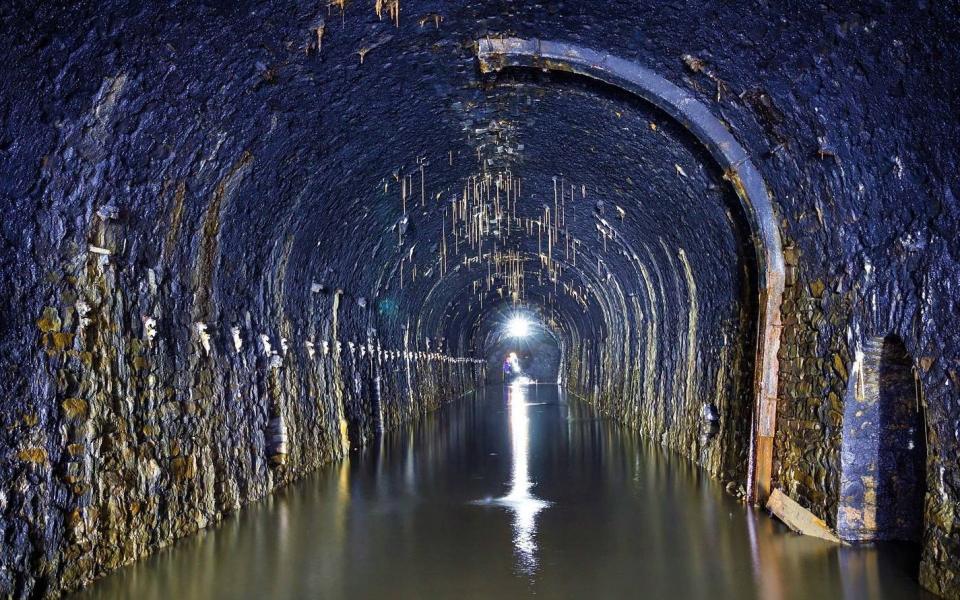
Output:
(1, 1), (959, 597)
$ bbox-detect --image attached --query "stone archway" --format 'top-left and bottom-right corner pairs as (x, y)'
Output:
(476, 37), (785, 502)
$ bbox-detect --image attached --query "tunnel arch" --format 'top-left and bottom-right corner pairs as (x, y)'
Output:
(475, 37), (785, 503)
(0, 3), (956, 597)
(476, 306), (564, 385)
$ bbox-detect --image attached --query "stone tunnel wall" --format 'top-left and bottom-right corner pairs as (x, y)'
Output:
(1, 0), (959, 598)
(547, 9), (960, 593)
(772, 233), (959, 597)
(561, 240), (757, 492)
(1, 253), (482, 596)
(469, 4), (959, 596)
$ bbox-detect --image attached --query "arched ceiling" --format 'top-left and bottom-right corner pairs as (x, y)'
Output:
(4, 3), (960, 595)
(0, 0), (766, 364)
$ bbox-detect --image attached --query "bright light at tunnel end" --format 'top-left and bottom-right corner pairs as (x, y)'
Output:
(506, 315), (531, 338)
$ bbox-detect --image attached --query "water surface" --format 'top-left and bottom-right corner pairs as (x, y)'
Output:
(78, 385), (930, 599)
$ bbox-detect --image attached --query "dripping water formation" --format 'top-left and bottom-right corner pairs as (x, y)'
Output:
(0, 2), (958, 599)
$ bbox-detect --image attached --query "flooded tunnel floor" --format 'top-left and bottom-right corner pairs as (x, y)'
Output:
(77, 385), (930, 599)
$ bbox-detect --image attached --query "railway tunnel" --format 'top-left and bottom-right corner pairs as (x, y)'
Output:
(1, 1), (958, 598)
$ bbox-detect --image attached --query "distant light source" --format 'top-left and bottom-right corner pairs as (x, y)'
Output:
(506, 316), (531, 338)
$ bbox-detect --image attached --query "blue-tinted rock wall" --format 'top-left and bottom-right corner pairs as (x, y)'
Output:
(0, 0), (957, 596)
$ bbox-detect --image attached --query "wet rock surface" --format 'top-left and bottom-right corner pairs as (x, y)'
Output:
(0, 0), (957, 597)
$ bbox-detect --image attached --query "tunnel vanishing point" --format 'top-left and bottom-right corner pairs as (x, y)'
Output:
(0, 1), (958, 597)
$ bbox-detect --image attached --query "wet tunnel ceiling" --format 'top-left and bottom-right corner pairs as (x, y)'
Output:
(279, 37), (757, 370)
(0, 4), (813, 513)
(3, 2), (960, 597)
(1, 0), (770, 354)
(4, 0), (956, 340)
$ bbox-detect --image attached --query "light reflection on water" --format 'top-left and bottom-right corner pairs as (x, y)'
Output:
(76, 386), (931, 600)
(472, 381), (551, 576)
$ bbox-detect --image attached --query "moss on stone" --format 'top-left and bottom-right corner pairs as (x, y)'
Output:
(170, 455), (197, 481)
(48, 332), (74, 353)
(62, 397), (89, 421)
(832, 353), (847, 379)
(18, 447), (48, 464)
(37, 306), (61, 333)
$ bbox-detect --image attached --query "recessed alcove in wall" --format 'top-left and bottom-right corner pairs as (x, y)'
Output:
(838, 334), (927, 543)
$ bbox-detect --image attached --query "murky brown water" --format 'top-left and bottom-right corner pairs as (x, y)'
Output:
(76, 385), (931, 599)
